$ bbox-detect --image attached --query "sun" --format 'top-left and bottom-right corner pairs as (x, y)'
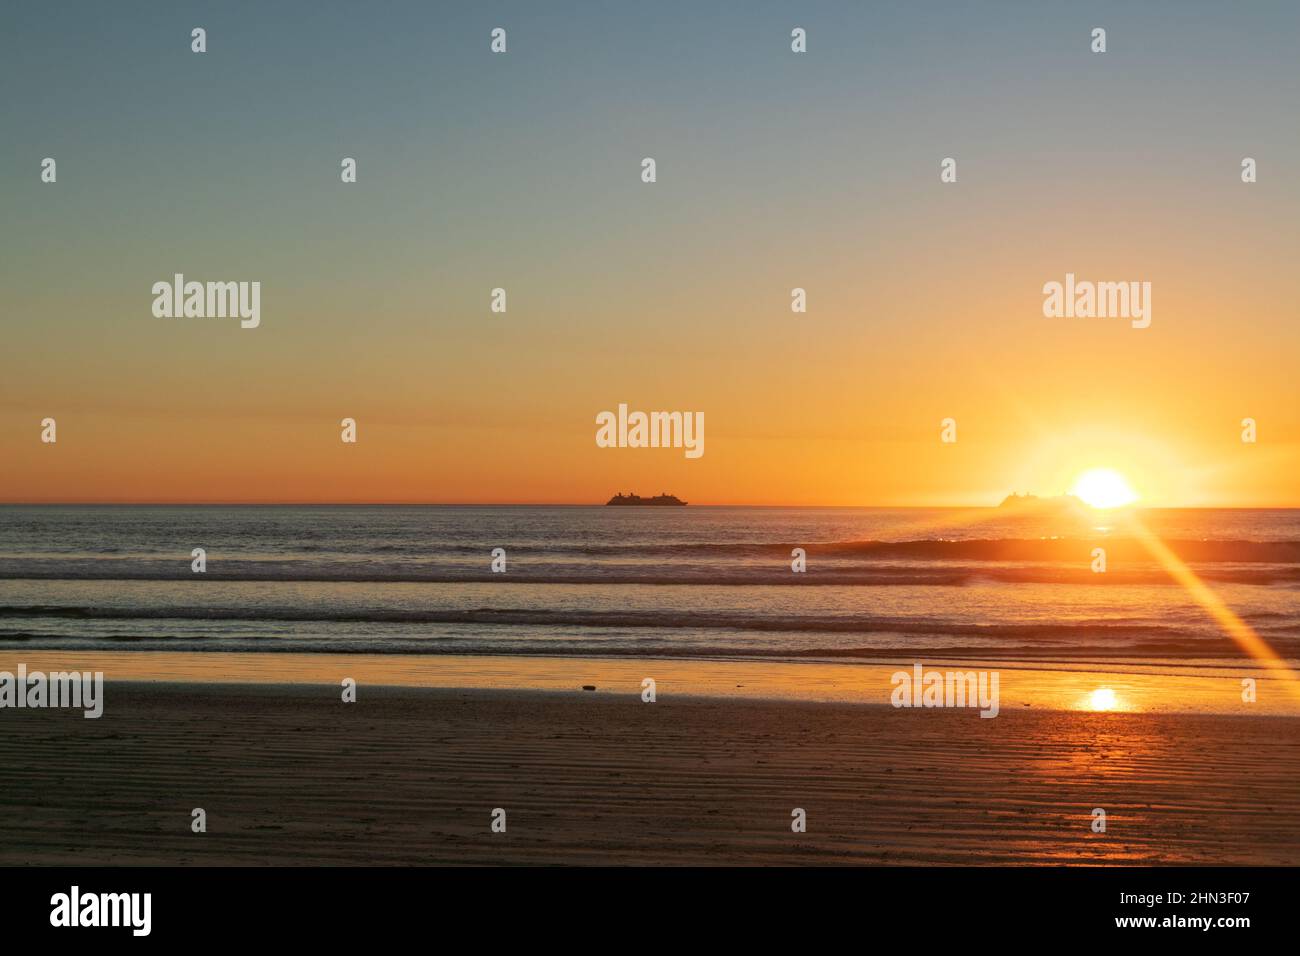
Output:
(1070, 468), (1139, 509)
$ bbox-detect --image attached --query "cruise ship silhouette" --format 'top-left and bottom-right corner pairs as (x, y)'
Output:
(605, 492), (687, 506)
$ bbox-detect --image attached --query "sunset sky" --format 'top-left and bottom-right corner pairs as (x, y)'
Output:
(2, 0), (1297, 506)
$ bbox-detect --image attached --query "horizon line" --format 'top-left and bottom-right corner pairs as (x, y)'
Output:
(1, 500), (1297, 510)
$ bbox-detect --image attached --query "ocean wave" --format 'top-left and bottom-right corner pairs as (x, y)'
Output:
(0, 603), (1247, 639)
(520, 538), (1300, 562)
(0, 563), (1294, 586)
(0, 629), (1289, 664)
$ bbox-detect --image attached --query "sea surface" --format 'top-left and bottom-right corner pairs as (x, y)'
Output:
(0, 505), (1297, 668)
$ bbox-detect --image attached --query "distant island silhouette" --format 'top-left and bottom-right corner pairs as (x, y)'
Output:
(606, 492), (687, 506)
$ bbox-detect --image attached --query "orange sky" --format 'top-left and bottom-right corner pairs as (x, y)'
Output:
(2, 4), (1296, 506)
(3, 220), (1297, 506)
(4, 208), (1296, 506)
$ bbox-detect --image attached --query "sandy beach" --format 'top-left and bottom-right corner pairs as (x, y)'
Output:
(2, 680), (1296, 866)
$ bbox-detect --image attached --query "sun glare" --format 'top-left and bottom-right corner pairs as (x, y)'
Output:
(1088, 688), (1119, 711)
(1071, 468), (1139, 509)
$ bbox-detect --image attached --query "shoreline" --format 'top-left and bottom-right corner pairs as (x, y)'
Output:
(2, 649), (1297, 716)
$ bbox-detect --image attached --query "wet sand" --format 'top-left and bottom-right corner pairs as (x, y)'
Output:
(1, 682), (1296, 865)
(3, 649), (1296, 714)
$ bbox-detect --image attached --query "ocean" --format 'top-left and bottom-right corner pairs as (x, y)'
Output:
(0, 505), (1296, 668)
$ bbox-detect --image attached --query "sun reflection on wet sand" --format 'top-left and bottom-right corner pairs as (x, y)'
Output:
(1085, 687), (1121, 711)
(1, 650), (1296, 716)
